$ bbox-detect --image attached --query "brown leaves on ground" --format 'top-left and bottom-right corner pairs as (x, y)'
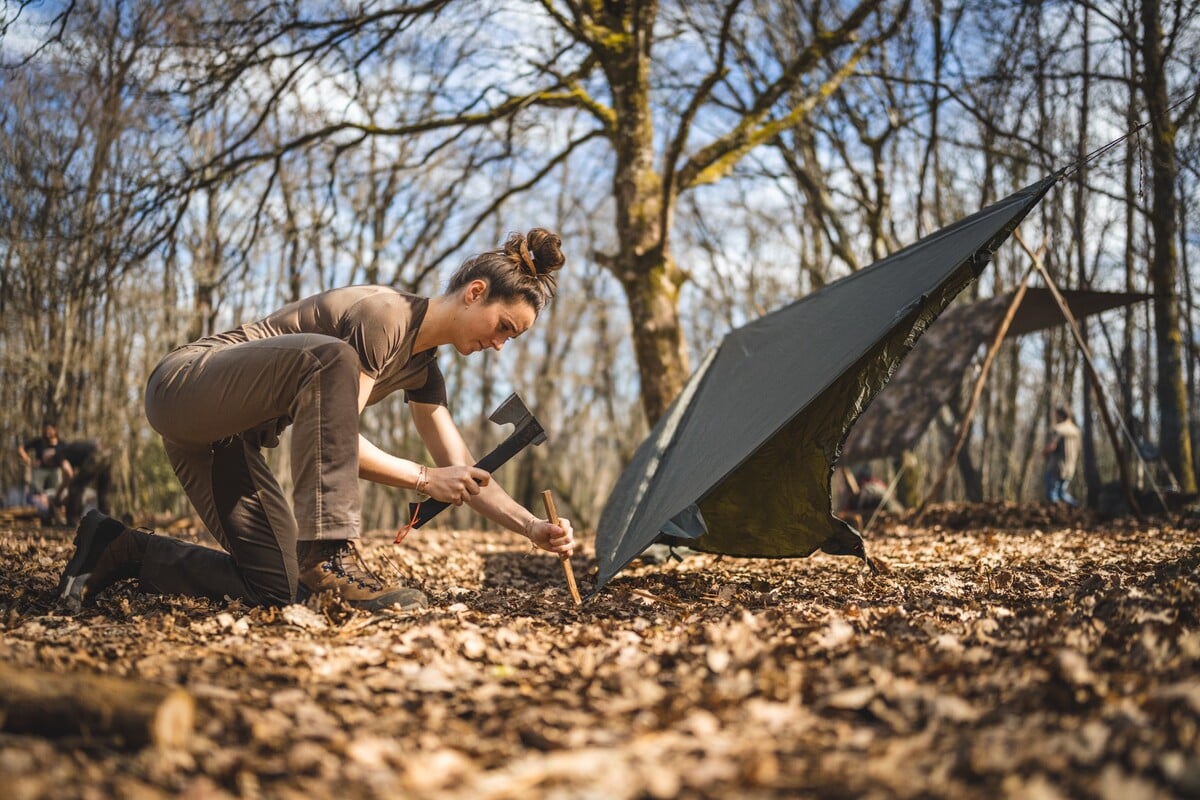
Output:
(1, 505), (1198, 799)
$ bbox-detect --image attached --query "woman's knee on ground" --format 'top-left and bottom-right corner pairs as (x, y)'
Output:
(241, 569), (299, 607)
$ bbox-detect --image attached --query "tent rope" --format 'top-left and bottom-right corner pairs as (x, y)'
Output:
(1058, 88), (1198, 180)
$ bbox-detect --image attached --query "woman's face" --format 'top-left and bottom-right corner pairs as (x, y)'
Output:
(454, 281), (536, 356)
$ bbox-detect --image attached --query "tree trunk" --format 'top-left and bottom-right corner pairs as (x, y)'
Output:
(1000, 342), (1021, 496)
(603, 1), (690, 426)
(617, 257), (690, 425)
(939, 401), (983, 502)
(1140, 0), (1197, 492)
(894, 450), (922, 509)
(1122, 33), (1138, 428)
(956, 442), (984, 502)
(1075, 7), (1101, 506)
(1179, 182), (1199, 483)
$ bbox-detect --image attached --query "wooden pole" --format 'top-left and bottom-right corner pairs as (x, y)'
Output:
(542, 490), (581, 605)
(0, 662), (194, 749)
(1013, 229), (1142, 517)
(862, 464), (905, 535)
(842, 466), (860, 496)
(916, 259), (1037, 521)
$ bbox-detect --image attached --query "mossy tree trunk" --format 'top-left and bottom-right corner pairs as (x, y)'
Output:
(1139, 0), (1197, 492)
(577, 0), (897, 424)
(597, 0), (690, 423)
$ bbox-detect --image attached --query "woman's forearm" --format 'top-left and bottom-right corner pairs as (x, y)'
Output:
(357, 434), (424, 489)
(409, 402), (537, 536)
(466, 481), (538, 537)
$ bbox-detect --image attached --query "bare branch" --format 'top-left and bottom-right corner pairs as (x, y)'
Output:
(408, 127), (604, 288)
(0, 0), (76, 69)
(676, 0), (901, 191)
(660, 0), (742, 214)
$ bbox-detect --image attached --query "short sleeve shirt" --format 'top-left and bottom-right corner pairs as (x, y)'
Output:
(23, 436), (60, 467)
(57, 440), (99, 467)
(207, 286), (446, 406)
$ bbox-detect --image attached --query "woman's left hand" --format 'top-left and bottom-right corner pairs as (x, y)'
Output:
(528, 517), (574, 558)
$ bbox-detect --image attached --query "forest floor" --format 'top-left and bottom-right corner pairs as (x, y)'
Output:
(1, 502), (1198, 799)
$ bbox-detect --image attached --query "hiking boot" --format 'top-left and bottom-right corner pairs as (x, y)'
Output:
(297, 540), (427, 612)
(58, 509), (151, 606)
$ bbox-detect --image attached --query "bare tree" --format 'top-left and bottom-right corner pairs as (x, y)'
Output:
(154, 0), (911, 425)
(4, 0), (1195, 521)
(0, 0), (185, 505)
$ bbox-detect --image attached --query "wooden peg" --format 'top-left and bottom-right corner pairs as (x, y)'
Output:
(542, 489), (581, 605)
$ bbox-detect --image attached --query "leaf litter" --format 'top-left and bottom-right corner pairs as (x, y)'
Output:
(0, 502), (1197, 798)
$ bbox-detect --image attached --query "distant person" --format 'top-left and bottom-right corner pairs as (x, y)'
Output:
(57, 439), (113, 523)
(18, 418), (64, 522)
(18, 418), (62, 495)
(1043, 406), (1081, 506)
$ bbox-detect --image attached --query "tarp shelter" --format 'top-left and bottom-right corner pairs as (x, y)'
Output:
(593, 177), (1058, 593)
(841, 287), (1152, 463)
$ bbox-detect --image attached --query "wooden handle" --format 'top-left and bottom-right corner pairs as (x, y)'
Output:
(541, 489), (581, 605)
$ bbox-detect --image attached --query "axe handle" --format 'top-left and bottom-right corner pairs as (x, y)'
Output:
(476, 423), (542, 473)
(542, 490), (581, 605)
(407, 425), (544, 528)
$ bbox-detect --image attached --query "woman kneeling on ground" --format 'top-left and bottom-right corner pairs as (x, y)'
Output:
(59, 229), (575, 612)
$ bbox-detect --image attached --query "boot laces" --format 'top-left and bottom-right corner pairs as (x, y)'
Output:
(324, 541), (384, 590)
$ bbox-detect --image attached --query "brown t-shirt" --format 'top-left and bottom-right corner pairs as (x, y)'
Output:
(206, 286), (447, 407)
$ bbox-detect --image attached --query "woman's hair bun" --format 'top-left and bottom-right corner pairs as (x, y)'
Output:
(450, 227), (565, 312)
(506, 228), (564, 277)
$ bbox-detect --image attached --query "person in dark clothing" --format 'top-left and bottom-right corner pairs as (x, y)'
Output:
(17, 418), (65, 522)
(18, 418), (62, 494)
(56, 440), (112, 523)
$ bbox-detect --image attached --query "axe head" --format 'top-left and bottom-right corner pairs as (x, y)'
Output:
(489, 392), (547, 445)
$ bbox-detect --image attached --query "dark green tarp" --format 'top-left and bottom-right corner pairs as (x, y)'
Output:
(593, 177), (1058, 593)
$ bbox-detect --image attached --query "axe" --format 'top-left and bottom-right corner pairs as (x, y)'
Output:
(406, 392), (546, 528)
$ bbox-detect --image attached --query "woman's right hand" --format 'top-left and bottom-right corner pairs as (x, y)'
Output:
(425, 465), (491, 505)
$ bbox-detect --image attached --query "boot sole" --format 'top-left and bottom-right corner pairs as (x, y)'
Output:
(347, 589), (429, 613)
(57, 509), (110, 603)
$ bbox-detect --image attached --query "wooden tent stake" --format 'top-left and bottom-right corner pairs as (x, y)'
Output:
(542, 490), (582, 605)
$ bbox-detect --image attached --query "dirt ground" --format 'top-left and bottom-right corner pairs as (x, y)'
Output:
(1, 503), (1198, 799)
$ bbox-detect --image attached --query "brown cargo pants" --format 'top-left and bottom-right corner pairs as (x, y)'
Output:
(142, 333), (362, 605)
